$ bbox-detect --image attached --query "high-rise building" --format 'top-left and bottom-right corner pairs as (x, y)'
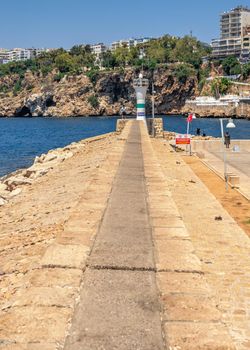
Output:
(211, 6), (250, 62)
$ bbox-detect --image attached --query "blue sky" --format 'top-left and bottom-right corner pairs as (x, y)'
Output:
(0, 0), (247, 49)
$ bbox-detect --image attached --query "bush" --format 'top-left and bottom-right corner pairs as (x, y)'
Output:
(41, 65), (53, 77)
(242, 63), (250, 79)
(86, 69), (99, 84)
(222, 56), (241, 75)
(173, 64), (195, 83)
(55, 53), (76, 73)
(88, 95), (99, 109)
(0, 85), (9, 93)
(211, 77), (232, 98)
(13, 79), (22, 95)
(53, 72), (66, 82)
(26, 84), (34, 91)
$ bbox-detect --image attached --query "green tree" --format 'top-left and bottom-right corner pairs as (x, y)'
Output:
(70, 45), (95, 68)
(242, 63), (250, 79)
(55, 53), (76, 73)
(173, 63), (195, 83)
(113, 46), (130, 67)
(170, 36), (209, 69)
(211, 77), (232, 98)
(222, 56), (241, 75)
(145, 40), (166, 63)
(100, 50), (117, 69)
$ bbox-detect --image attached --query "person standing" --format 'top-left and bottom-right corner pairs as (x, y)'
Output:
(224, 131), (231, 149)
(196, 128), (201, 136)
(120, 106), (126, 119)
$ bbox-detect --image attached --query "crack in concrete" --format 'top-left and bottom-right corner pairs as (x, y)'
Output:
(87, 264), (156, 272)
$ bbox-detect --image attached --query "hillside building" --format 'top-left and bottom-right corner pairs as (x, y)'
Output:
(211, 6), (250, 62)
(111, 37), (151, 51)
(0, 47), (54, 64)
(90, 43), (107, 57)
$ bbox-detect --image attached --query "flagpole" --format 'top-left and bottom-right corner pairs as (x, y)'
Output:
(186, 121), (189, 155)
(186, 113), (193, 156)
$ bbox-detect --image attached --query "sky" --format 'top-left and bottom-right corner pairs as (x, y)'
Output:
(0, 0), (248, 49)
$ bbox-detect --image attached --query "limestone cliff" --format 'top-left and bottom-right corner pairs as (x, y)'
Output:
(0, 68), (197, 117)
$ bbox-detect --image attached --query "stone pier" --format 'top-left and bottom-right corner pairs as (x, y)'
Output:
(0, 120), (249, 349)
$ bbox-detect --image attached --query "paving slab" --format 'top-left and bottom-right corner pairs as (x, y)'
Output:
(165, 322), (236, 350)
(0, 306), (71, 343)
(64, 269), (164, 350)
(41, 243), (89, 269)
(162, 294), (221, 322)
(157, 271), (211, 295)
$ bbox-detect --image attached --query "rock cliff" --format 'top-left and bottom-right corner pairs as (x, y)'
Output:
(0, 68), (197, 117)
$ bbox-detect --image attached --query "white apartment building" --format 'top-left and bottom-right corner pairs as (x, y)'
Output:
(0, 49), (9, 64)
(111, 37), (151, 51)
(0, 47), (54, 64)
(90, 43), (107, 57)
(7, 48), (33, 62)
(211, 6), (250, 61)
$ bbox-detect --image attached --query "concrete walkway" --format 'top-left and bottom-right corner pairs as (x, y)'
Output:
(64, 121), (165, 349)
(189, 140), (250, 199)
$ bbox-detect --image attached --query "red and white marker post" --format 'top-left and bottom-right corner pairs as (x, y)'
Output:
(186, 113), (196, 155)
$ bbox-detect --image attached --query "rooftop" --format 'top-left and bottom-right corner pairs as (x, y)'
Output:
(221, 5), (250, 15)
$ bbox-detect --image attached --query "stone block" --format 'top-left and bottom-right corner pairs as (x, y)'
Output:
(157, 271), (210, 295)
(41, 243), (89, 269)
(11, 286), (77, 308)
(27, 268), (82, 288)
(0, 306), (71, 343)
(164, 322), (236, 350)
(155, 239), (202, 272)
(154, 227), (190, 240)
(152, 216), (185, 228)
(162, 294), (221, 322)
(56, 229), (95, 246)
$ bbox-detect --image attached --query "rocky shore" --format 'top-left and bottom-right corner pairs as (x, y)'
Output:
(0, 132), (114, 207)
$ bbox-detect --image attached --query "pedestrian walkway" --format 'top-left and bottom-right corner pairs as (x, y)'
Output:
(203, 148), (250, 199)
(64, 121), (165, 349)
(63, 121), (238, 350)
(190, 142), (250, 200)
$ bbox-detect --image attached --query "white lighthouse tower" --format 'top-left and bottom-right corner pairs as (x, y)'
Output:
(133, 73), (149, 122)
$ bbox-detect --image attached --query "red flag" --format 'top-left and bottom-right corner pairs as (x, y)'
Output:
(187, 113), (193, 123)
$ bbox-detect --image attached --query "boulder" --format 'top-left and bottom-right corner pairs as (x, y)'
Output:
(8, 188), (22, 197)
(5, 176), (32, 187)
(0, 183), (8, 192)
(0, 197), (7, 206)
(43, 153), (58, 162)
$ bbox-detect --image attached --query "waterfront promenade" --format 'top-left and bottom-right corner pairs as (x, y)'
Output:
(0, 120), (250, 349)
(191, 140), (250, 199)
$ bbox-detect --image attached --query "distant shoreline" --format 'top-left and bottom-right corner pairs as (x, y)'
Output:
(0, 114), (250, 120)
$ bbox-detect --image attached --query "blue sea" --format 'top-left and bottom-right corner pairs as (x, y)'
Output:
(0, 115), (249, 177)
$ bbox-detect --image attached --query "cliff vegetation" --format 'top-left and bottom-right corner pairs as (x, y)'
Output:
(0, 35), (250, 117)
